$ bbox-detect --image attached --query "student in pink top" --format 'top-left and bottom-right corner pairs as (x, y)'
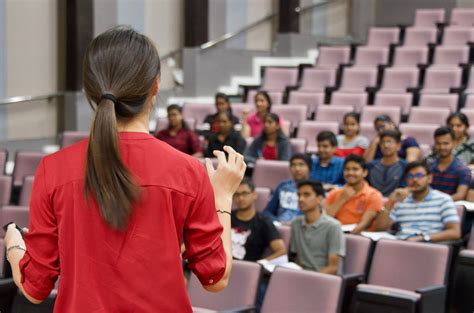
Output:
(241, 91), (272, 138)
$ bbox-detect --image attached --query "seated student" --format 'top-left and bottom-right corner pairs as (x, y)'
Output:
(203, 92), (240, 134)
(367, 129), (407, 197)
(335, 112), (369, 157)
(324, 154), (383, 234)
(376, 160), (461, 242)
(205, 111), (246, 157)
(231, 178), (287, 261)
(310, 131), (345, 187)
(445, 112), (474, 166)
(364, 115), (421, 162)
(429, 126), (471, 201)
(290, 180), (345, 274)
(241, 91), (273, 138)
(156, 104), (203, 157)
(264, 153), (312, 223)
(244, 113), (291, 164)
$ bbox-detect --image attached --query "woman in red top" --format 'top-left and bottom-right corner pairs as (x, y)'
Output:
(4, 26), (245, 312)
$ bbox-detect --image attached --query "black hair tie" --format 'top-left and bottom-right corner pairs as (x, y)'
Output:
(101, 93), (118, 105)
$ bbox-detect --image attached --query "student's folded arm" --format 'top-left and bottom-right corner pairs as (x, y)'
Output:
(266, 239), (287, 261)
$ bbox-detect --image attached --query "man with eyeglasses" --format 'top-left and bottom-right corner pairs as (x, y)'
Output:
(376, 160), (461, 242)
(231, 178), (287, 261)
(367, 129), (407, 197)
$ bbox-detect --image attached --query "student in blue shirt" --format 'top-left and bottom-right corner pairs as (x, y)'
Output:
(263, 153), (311, 223)
(310, 131), (345, 188)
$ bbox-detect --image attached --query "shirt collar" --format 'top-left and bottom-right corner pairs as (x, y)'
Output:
(302, 212), (327, 228)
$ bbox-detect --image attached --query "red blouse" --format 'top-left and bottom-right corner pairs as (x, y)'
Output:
(262, 144), (277, 160)
(19, 132), (226, 312)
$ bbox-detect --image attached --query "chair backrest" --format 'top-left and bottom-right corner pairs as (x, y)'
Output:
(339, 68), (377, 92)
(433, 46), (469, 67)
(231, 103), (253, 120)
(465, 95), (474, 108)
(299, 68), (336, 93)
(182, 103), (214, 124)
(409, 107), (450, 125)
(423, 67), (462, 91)
(253, 160), (291, 190)
(344, 234), (372, 275)
(271, 105), (308, 127)
(0, 176), (12, 207)
(368, 240), (449, 291)
(187, 260), (262, 311)
(0, 149), (7, 176)
(392, 46), (429, 67)
(359, 123), (378, 140)
(450, 8), (474, 27)
(380, 68), (419, 92)
(262, 67), (299, 92)
(414, 8), (445, 27)
(0, 206), (30, 235)
(316, 46), (351, 68)
(255, 187), (271, 213)
(276, 225), (291, 250)
(19, 176), (34, 207)
(247, 90), (283, 105)
(399, 123), (438, 145)
(367, 27), (400, 46)
(297, 121), (339, 153)
(442, 27), (474, 45)
(316, 105), (354, 123)
(331, 92), (368, 112)
(288, 91), (325, 116)
(361, 106), (401, 125)
(353, 47), (389, 67)
(419, 94), (458, 112)
(290, 138), (307, 154)
(261, 267), (342, 313)
(404, 27), (438, 46)
(12, 151), (45, 187)
(374, 93), (412, 115)
(60, 131), (89, 148)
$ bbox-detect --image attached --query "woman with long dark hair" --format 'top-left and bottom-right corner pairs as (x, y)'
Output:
(205, 111), (246, 157)
(446, 112), (474, 165)
(244, 113), (291, 164)
(241, 91), (273, 138)
(203, 93), (239, 135)
(4, 26), (245, 312)
(157, 104), (203, 157)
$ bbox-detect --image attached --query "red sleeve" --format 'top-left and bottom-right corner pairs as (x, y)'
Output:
(182, 166), (226, 286)
(19, 159), (59, 301)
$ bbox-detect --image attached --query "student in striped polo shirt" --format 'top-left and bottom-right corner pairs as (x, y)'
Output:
(429, 126), (471, 201)
(376, 160), (461, 242)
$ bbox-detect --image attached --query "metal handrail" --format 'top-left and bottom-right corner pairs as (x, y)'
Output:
(0, 92), (65, 106)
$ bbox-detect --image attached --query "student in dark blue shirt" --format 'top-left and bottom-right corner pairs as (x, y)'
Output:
(310, 131), (345, 187)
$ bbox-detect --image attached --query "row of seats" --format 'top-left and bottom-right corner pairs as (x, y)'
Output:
(189, 233), (474, 313)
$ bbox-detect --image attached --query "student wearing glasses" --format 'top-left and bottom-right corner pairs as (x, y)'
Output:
(376, 160), (461, 242)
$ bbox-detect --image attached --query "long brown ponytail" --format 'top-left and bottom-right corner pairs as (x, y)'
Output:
(82, 26), (161, 230)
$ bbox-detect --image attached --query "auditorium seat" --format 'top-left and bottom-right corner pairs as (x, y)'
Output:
(276, 225), (291, 251)
(420, 67), (462, 94)
(12, 151), (45, 188)
(261, 267), (342, 313)
(366, 27), (400, 47)
(464, 94), (474, 108)
(188, 260), (261, 312)
(261, 67), (299, 92)
(0, 206), (29, 236)
(231, 103), (253, 120)
(442, 26), (474, 46)
(399, 123), (438, 146)
(413, 8), (445, 27)
(432, 46), (469, 67)
(379, 68), (419, 94)
(392, 46), (429, 68)
(353, 47), (390, 68)
(287, 91), (325, 117)
(316, 105), (354, 123)
(246, 90), (283, 105)
(409, 107), (450, 125)
(314, 46), (351, 69)
(361, 107), (401, 125)
(451, 249), (474, 313)
(297, 121), (339, 152)
(404, 27), (438, 46)
(338, 68), (378, 93)
(59, 131), (88, 148)
(460, 108), (474, 123)
(463, 69), (474, 94)
(271, 105), (308, 129)
(418, 94), (458, 112)
(252, 160), (291, 190)
(182, 103), (214, 125)
(0, 149), (7, 175)
(374, 93), (412, 116)
(298, 68), (336, 93)
(450, 8), (474, 27)
(255, 187), (271, 213)
(18, 176), (34, 207)
(352, 240), (450, 313)
(359, 123), (377, 140)
(290, 138), (307, 154)
(0, 176), (12, 207)
(330, 92), (368, 112)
